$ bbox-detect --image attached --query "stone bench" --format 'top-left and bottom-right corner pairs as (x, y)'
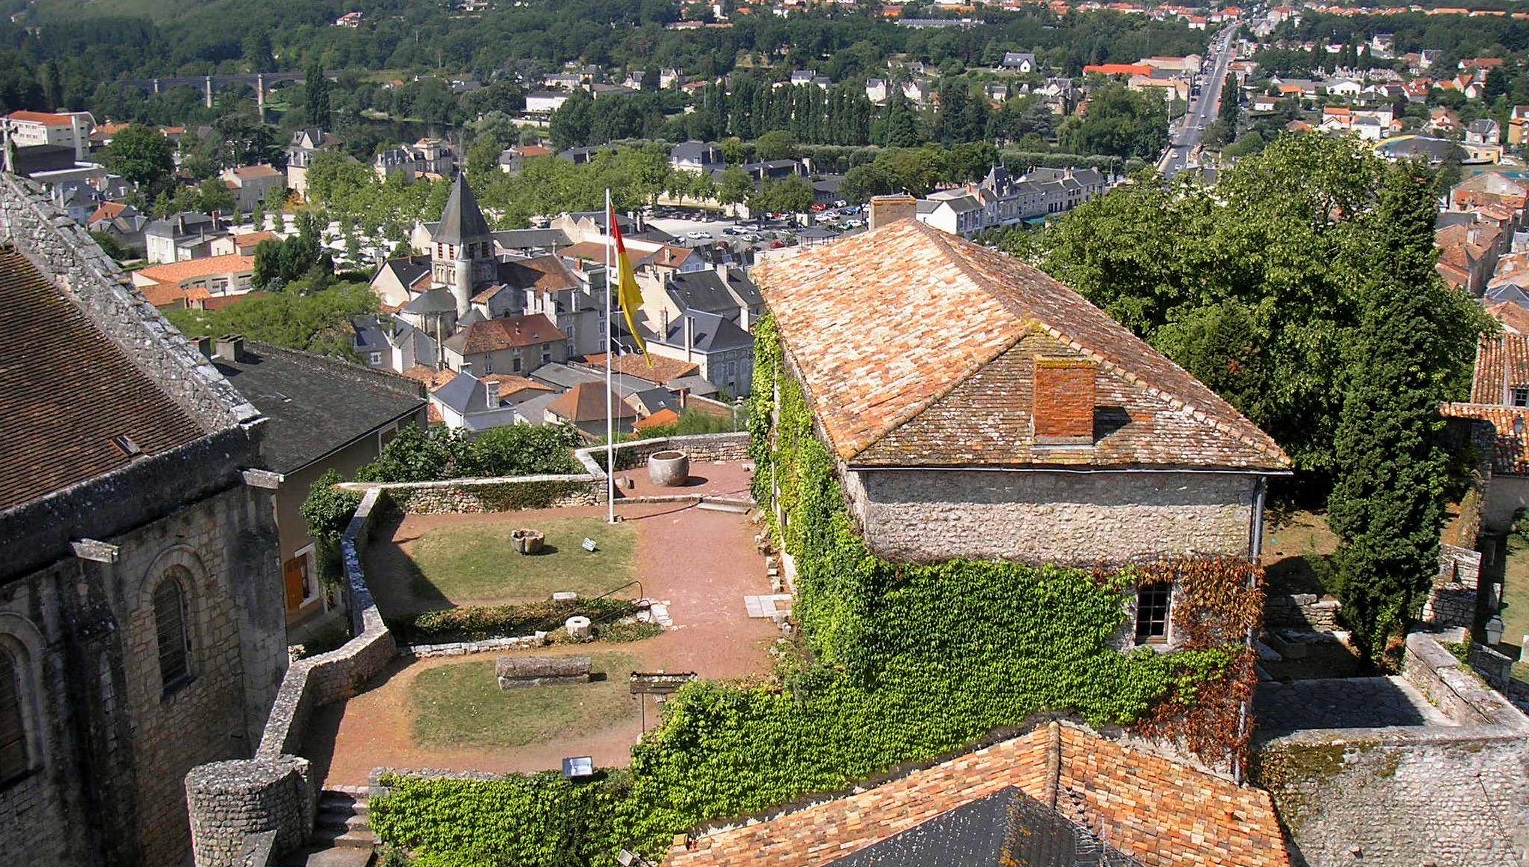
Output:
(496, 655), (592, 689)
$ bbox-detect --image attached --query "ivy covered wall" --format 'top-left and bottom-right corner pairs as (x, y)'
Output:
(370, 316), (1264, 866)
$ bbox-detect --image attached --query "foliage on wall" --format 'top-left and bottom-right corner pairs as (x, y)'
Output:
(372, 317), (1264, 865)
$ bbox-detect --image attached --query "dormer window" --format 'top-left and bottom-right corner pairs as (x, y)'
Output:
(1512, 386), (1529, 407)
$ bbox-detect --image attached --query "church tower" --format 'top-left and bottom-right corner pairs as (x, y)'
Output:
(431, 172), (496, 317)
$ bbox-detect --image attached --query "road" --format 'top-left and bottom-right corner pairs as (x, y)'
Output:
(1163, 22), (1239, 179)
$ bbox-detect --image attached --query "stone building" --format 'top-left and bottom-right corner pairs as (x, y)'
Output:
(1442, 333), (1529, 532)
(0, 174), (287, 865)
(753, 220), (1290, 644)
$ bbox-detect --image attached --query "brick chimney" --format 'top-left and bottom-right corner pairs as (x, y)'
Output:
(1032, 357), (1097, 445)
(868, 194), (918, 230)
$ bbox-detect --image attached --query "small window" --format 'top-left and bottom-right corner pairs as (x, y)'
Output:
(154, 577), (191, 692)
(369, 352), (383, 365)
(512, 356), (522, 373)
(1134, 583), (1172, 645)
(0, 650), (27, 781)
(1512, 386), (1529, 407)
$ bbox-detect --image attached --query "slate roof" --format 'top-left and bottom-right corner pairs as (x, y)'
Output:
(434, 173), (492, 245)
(0, 248), (204, 509)
(403, 287), (459, 315)
(443, 313), (565, 355)
(378, 255), (432, 292)
(751, 220), (1289, 470)
(657, 310), (753, 353)
(829, 787), (1140, 867)
(666, 268), (762, 316)
(493, 228), (572, 251)
(212, 343), (425, 473)
(546, 381), (638, 423)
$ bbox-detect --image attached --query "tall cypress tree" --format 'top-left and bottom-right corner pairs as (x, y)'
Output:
(1328, 166), (1459, 664)
(305, 62), (329, 128)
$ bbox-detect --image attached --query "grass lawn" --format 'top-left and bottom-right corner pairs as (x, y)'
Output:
(411, 653), (641, 749)
(1500, 534), (1529, 685)
(1262, 509), (1342, 597)
(410, 518), (636, 605)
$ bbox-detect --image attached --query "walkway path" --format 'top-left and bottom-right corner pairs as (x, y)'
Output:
(305, 498), (779, 787)
(1254, 676), (1456, 740)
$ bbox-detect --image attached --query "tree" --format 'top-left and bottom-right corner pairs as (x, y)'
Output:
(752, 175), (814, 215)
(1484, 65), (1510, 104)
(164, 280), (377, 358)
(1026, 134), (1486, 479)
(840, 160), (904, 204)
(1217, 73), (1240, 130)
(1057, 85), (1168, 160)
(195, 177), (236, 215)
(305, 63), (330, 127)
(754, 130), (798, 162)
(1328, 166), (1478, 665)
(104, 124), (174, 194)
(716, 165), (753, 215)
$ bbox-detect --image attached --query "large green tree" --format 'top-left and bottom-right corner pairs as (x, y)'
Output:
(1328, 166), (1475, 664)
(1024, 133), (1486, 482)
(104, 123), (174, 194)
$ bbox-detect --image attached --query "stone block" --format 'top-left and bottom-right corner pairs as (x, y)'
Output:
(495, 655), (592, 689)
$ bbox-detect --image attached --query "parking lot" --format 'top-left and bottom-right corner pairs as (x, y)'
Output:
(646, 205), (863, 247)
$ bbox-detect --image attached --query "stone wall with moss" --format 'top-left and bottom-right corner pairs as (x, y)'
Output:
(1252, 635), (1529, 867)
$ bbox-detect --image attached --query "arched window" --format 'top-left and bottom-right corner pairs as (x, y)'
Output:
(154, 575), (191, 691)
(0, 649), (28, 780)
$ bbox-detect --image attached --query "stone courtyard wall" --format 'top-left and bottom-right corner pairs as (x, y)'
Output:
(185, 433), (750, 865)
(1254, 634), (1529, 867)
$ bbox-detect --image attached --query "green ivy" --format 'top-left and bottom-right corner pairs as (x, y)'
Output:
(371, 316), (1241, 864)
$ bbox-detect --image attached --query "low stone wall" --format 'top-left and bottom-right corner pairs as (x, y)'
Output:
(1255, 634), (1529, 867)
(187, 489), (397, 866)
(337, 432), (752, 515)
(1264, 593), (1341, 632)
(401, 634), (549, 658)
(1402, 632), (1524, 729)
(1423, 544), (1481, 631)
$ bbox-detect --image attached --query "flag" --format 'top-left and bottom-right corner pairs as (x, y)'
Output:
(607, 202), (651, 366)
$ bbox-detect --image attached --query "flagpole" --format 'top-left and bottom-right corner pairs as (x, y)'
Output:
(605, 189), (616, 524)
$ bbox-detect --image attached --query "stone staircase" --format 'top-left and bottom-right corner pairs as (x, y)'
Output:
(291, 787), (375, 867)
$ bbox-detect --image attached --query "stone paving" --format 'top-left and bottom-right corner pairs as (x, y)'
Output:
(744, 594), (794, 619)
(1254, 676), (1457, 740)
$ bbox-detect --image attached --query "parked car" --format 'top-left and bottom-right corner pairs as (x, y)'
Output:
(686, 230), (711, 240)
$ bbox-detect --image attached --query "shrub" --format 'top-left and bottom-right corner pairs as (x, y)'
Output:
(300, 470), (362, 584)
(406, 598), (640, 642)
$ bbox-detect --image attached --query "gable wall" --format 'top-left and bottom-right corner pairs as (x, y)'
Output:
(842, 466), (1258, 564)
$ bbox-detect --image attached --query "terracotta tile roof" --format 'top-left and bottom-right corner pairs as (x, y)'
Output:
(752, 220), (1289, 470)
(135, 253), (254, 287)
(442, 312), (565, 356)
(139, 282), (213, 308)
(7, 110), (81, 127)
(634, 407), (681, 430)
(1469, 333), (1529, 404)
(546, 381), (637, 423)
(231, 164), (282, 180)
(1442, 402), (1529, 474)
(87, 201), (127, 224)
(665, 723), (1291, 867)
(401, 366), (458, 391)
(0, 248), (204, 510)
(229, 230), (279, 251)
(498, 254), (580, 292)
(480, 373), (552, 400)
(559, 240), (610, 263)
(584, 352), (701, 384)
(1487, 302), (1529, 335)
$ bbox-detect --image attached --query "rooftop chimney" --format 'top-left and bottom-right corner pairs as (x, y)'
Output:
(868, 194), (918, 231)
(484, 379), (501, 409)
(459, 362), (474, 377)
(1032, 357), (1096, 445)
(215, 335), (246, 363)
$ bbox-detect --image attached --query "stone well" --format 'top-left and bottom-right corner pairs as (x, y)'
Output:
(648, 450), (690, 487)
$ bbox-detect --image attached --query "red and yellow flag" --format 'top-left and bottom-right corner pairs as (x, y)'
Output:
(607, 203), (651, 366)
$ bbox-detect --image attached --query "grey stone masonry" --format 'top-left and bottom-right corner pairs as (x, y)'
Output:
(1255, 633), (1529, 867)
(186, 757), (314, 867)
(496, 655), (592, 688)
(1264, 593), (1341, 632)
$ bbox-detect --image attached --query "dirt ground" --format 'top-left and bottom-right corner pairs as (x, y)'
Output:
(306, 498), (781, 787)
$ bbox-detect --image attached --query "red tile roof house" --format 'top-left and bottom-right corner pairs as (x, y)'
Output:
(1442, 333), (1529, 531)
(751, 220), (1291, 569)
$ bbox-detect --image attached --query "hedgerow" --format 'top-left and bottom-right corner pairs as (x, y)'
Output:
(371, 315), (1257, 865)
